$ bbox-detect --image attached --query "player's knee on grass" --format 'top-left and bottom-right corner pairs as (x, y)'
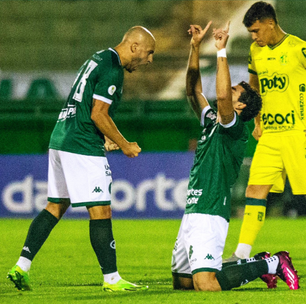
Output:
(193, 272), (222, 291)
(172, 275), (194, 290)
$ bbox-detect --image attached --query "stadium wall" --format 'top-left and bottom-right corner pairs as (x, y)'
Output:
(0, 153), (252, 219)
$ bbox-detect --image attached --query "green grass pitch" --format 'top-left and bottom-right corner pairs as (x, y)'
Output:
(1, 217), (305, 303)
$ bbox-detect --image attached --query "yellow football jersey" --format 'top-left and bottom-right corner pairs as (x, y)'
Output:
(248, 34), (306, 134)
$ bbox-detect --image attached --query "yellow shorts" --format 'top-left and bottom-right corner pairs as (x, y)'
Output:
(248, 132), (306, 194)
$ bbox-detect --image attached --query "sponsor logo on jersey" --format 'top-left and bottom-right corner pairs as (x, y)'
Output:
(93, 53), (103, 61)
(262, 111), (295, 128)
(58, 105), (76, 121)
(108, 85), (116, 96)
(186, 189), (202, 205)
(187, 189), (203, 196)
(300, 84), (305, 120)
(259, 73), (289, 95)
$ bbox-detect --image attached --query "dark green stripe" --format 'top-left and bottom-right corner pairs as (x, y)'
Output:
(72, 201), (111, 207)
(248, 68), (257, 75)
(172, 272), (192, 279)
(192, 268), (218, 275)
(246, 198), (267, 207)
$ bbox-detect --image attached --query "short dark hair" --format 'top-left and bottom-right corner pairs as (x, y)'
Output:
(238, 81), (262, 122)
(243, 1), (277, 28)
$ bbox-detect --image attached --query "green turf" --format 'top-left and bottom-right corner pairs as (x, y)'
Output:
(0, 217), (305, 303)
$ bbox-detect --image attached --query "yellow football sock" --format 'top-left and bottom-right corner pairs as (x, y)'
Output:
(238, 198), (267, 247)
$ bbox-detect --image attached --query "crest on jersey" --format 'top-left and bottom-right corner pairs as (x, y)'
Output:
(108, 85), (116, 96)
(302, 48), (306, 58)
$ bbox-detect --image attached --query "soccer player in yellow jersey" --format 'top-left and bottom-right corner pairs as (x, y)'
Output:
(226, 1), (306, 283)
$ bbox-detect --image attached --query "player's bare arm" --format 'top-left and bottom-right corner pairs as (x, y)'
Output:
(213, 21), (234, 125)
(186, 22), (212, 120)
(249, 73), (262, 140)
(91, 99), (141, 158)
(104, 136), (120, 152)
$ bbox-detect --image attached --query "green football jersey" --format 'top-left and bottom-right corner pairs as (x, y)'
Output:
(185, 106), (248, 222)
(49, 48), (124, 156)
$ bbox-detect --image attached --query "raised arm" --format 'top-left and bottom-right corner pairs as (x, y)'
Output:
(249, 73), (262, 140)
(186, 22), (212, 120)
(213, 21), (234, 125)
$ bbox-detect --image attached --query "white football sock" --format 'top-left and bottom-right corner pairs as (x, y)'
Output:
(16, 256), (32, 272)
(103, 271), (121, 284)
(235, 243), (252, 259)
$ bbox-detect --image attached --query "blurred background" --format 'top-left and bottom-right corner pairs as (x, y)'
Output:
(0, 0), (305, 218)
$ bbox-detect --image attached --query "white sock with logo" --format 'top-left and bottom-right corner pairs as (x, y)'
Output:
(104, 271), (121, 284)
(16, 256), (32, 272)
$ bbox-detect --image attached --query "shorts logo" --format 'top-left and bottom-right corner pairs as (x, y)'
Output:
(204, 253), (215, 260)
(92, 186), (103, 193)
(105, 165), (111, 176)
(189, 245), (194, 260)
(108, 85), (116, 96)
(22, 246), (31, 253)
(258, 212), (264, 221)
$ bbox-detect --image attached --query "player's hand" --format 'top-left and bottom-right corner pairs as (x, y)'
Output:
(188, 21), (212, 47)
(252, 125), (262, 141)
(104, 136), (120, 152)
(121, 142), (141, 158)
(213, 21), (230, 50)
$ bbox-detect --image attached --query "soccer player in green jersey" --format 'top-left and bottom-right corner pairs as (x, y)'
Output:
(171, 21), (299, 291)
(226, 2), (306, 283)
(7, 26), (155, 292)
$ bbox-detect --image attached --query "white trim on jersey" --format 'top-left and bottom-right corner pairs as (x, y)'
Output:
(93, 94), (113, 105)
(219, 111), (237, 128)
(108, 48), (122, 66)
(200, 105), (211, 126)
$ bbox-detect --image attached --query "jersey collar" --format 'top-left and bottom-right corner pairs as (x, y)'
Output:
(108, 48), (122, 66)
(268, 34), (289, 50)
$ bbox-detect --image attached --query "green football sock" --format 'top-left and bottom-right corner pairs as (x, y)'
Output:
(216, 260), (268, 290)
(89, 219), (117, 274)
(21, 209), (59, 260)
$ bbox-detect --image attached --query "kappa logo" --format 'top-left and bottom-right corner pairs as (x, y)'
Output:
(22, 246), (31, 253)
(92, 186), (103, 193)
(204, 253), (215, 260)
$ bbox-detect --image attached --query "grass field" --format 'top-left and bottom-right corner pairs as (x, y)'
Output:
(0, 217), (305, 303)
